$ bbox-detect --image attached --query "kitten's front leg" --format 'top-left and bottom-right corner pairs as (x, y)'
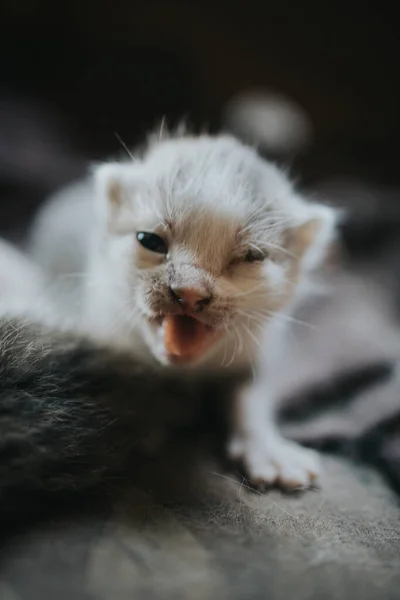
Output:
(228, 382), (320, 490)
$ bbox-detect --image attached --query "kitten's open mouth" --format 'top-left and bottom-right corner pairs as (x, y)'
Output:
(161, 315), (220, 365)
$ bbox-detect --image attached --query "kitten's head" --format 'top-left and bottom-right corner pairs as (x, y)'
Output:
(94, 134), (336, 367)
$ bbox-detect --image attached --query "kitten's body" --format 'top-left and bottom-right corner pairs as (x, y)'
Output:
(0, 317), (240, 523)
(0, 240), (238, 521)
(30, 133), (336, 489)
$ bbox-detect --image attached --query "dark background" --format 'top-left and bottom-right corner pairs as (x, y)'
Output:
(1, 0), (399, 236)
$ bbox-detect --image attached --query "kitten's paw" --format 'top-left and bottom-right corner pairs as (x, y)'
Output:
(228, 434), (320, 491)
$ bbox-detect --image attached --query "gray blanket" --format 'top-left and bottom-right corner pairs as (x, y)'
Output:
(1, 435), (399, 599)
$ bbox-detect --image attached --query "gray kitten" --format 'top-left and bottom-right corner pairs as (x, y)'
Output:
(0, 316), (239, 521)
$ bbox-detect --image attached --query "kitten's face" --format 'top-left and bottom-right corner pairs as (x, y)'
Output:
(95, 135), (335, 367)
(132, 207), (295, 366)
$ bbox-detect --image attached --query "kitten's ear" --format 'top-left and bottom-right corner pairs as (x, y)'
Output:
(286, 201), (339, 271)
(93, 163), (136, 233)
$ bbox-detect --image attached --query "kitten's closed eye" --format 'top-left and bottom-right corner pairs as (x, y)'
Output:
(243, 248), (268, 263)
(228, 247), (268, 269)
(136, 232), (168, 254)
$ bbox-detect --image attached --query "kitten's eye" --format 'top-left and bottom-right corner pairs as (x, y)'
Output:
(244, 248), (267, 263)
(136, 232), (168, 254)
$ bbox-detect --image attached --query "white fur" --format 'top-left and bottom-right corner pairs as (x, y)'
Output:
(0, 238), (60, 327)
(30, 133), (337, 488)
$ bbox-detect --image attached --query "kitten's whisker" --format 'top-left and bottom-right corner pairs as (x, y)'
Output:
(220, 328), (229, 367)
(232, 321), (244, 356)
(264, 310), (318, 332)
(236, 310), (266, 333)
(241, 322), (266, 359)
(224, 324), (238, 367)
(265, 242), (296, 258)
(230, 281), (270, 299)
(114, 132), (135, 161)
(159, 116), (166, 141)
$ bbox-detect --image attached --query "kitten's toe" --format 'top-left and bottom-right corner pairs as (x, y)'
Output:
(228, 434), (321, 491)
(276, 461), (315, 491)
(227, 436), (245, 461)
(245, 461), (278, 490)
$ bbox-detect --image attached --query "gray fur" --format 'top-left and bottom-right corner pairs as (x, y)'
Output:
(0, 318), (241, 520)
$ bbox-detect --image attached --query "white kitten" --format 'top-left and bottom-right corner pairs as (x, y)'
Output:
(30, 133), (337, 489)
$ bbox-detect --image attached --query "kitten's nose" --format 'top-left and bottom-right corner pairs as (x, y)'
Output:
(169, 286), (212, 311)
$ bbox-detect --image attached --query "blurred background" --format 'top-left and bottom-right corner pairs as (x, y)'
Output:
(1, 0), (399, 239)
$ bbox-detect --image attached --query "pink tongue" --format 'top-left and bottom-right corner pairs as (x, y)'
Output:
(164, 315), (208, 359)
